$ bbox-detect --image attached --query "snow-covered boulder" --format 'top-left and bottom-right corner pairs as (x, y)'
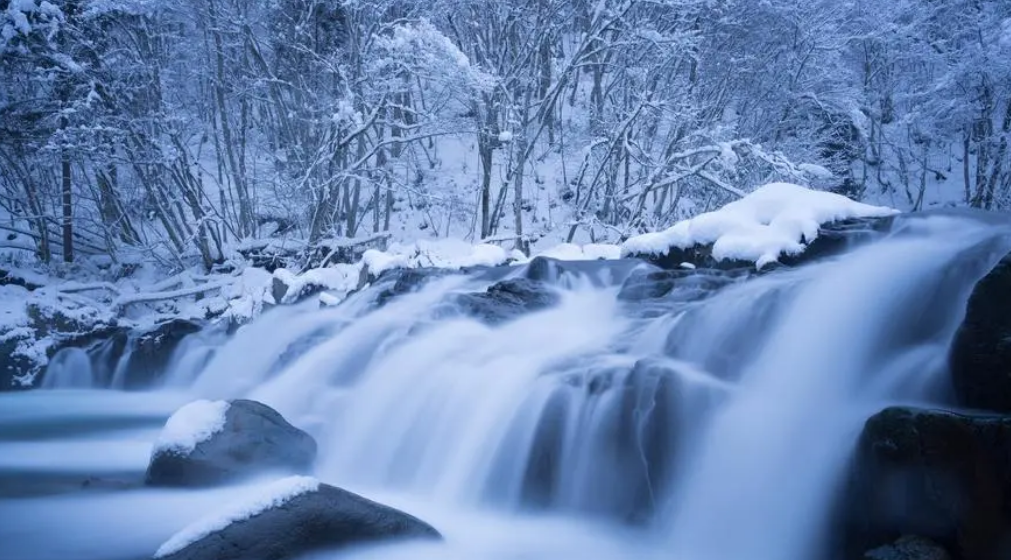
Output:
(146, 399), (316, 487)
(622, 183), (899, 270)
(154, 476), (440, 560)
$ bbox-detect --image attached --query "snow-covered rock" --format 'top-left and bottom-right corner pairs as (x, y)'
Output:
(622, 183), (899, 269)
(271, 265), (360, 305)
(154, 478), (440, 560)
(155, 476), (321, 558)
(146, 399), (316, 487)
(152, 400), (231, 457)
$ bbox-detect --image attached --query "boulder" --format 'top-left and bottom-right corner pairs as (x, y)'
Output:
(146, 399), (317, 487)
(949, 252), (1011, 413)
(154, 477), (440, 560)
(844, 407), (1011, 560)
(864, 536), (951, 560)
(452, 278), (560, 324)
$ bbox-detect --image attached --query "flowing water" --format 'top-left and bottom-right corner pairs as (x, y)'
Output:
(2, 212), (1010, 560)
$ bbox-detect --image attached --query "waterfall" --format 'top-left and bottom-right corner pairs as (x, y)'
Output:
(7, 211), (1011, 560)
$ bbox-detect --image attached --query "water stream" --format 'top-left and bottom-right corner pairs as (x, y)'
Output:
(3, 212), (1009, 560)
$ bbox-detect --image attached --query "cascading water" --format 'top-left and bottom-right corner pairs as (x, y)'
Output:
(4, 211), (1011, 560)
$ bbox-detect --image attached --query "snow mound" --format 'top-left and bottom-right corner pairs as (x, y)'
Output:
(364, 238), (512, 276)
(273, 264), (361, 305)
(534, 243), (622, 261)
(622, 183), (899, 269)
(154, 475), (321, 558)
(153, 400), (230, 457)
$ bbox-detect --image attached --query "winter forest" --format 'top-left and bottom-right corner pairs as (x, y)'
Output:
(2, 0), (1010, 270)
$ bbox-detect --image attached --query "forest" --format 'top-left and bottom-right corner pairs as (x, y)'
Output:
(1, 0), (1010, 270)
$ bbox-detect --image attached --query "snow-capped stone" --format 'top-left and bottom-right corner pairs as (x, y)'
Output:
(155, 476), (321, 558)
(622, 183), (898, 269)
(152, 400), (230, 457)
(154, 479), (440, 560)
(146, 399), (316, 487)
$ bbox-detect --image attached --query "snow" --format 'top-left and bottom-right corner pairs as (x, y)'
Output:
(622, 183), (899, 269)
(272, 265), (361, 305)
(363, 239), (512, 277)
(221, 268), (273, 322)
(363, 249), (411, 277)
(534, 243), (622, 261)
(152, 400), (230, 457)
(798, 163), (834, 179)
(154, 476), (321, 558)
(498, 131), (514, 143)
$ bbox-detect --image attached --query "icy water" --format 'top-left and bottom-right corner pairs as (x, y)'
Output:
(3, 213), (1010, 560)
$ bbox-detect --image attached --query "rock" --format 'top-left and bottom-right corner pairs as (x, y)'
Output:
(155, 477), (440, 560)
(120, 320), (201, 389)
(146, 399), (317, 487)
(949, 252), (1011, 413)
(452, 278), (560, 324)
(373, 267), (455, 307)
(864, 536), (951, 560)
(844, 407), (1011, 560)
(617, 268), (749, 302)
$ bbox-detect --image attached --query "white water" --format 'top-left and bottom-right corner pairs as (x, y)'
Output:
(4, 214), (1010, 560)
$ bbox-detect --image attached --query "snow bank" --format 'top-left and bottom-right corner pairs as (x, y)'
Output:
(363, 238), (512, 277)
(155, 475), (321, 558)
(220, 268), (273, 322)
(534, 243), (622, 261)
(622, 183), (898, 269)
(272, 264), (361, 305)
(153, 400), (230, 457)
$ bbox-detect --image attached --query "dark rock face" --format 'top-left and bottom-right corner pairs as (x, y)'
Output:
(949, 253), (1011, 413)
(624, 216), (894, 271)
(844, 407), (1011, 560)
(156, 482), (440, 560)
(0, 336), (34, 391)
(453, 278), (560, 324)
(120, 320), (202, 389)
(146, 400), (317, 487)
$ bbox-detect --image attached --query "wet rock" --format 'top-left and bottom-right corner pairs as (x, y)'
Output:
(155, 479), (440, 560)
(146, 399), (317, 487)
(949, 252), (1011, 413)
(374, 267), (455, 307)
(120, 319), (201, 389)
(453, 278), (559, 324)
(617, 268), (749, 302)
(864, 536), (951, 560)
(844, 407), (1011, 560)
(625, 216), (894, 271)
